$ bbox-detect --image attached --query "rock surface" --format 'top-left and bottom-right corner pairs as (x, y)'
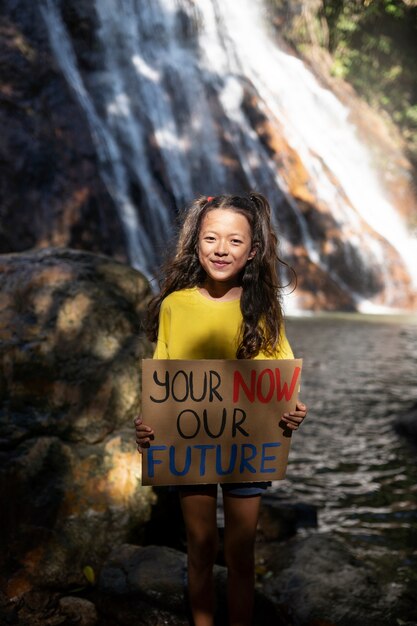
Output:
(0, 248), (155, 593)
(257, 495), (318, 542)
(393, 401), (417, 444)
(0, 1), (126, 258)
(257, 532), (402, 626)
(97, 544), (285, 626)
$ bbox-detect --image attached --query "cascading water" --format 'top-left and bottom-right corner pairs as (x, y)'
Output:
(40, 0), (417, 309)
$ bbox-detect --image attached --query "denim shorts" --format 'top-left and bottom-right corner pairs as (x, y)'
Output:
(177, 481), (271, 497)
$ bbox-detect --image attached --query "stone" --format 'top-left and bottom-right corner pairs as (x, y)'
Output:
(98, 543), (285, 626)
(258, 533), (399, 626)
(0, 590), (98, 626)
(99, 544), (187, 610)
(0, 248), (156, 592)
(394, 401), (417, 444)
(258, 496), (318, 541)
(58, 596), (98, 626)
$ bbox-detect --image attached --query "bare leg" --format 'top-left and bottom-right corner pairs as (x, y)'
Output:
(222, 493), (261, 626)
(180, 487), (218, 626)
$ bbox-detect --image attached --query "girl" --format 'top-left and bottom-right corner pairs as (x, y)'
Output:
(135, 193), (307, 626)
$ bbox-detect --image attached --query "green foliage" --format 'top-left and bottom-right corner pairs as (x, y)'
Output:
(266, 1), (417, 163)
(321, 0), (417, 160)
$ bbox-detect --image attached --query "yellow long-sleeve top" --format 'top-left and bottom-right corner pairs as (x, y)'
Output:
(153, 287), (293, 360)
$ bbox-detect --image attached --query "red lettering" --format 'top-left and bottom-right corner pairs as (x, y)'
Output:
(275, 366), (301, 401)
(256, 368), (274, 403)
(233, 370), (256, 403)
(233, 366), (301, 403)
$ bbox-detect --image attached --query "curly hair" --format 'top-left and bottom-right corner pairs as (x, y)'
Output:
(146, 192), (295, 359)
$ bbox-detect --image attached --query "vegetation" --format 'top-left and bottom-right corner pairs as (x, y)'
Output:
(323, 1), (417, 163)
(267, 0), (417, 171)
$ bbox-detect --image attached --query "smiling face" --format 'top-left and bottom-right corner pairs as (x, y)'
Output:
(198, 208), (256, 295)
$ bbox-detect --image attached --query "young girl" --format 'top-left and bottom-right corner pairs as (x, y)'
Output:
(135, 193), (307, 626)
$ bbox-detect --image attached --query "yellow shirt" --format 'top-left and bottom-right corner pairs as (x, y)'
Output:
(153, 287), (293, 360)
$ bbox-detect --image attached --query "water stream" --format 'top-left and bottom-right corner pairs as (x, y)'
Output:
(271, 314), (417, 605)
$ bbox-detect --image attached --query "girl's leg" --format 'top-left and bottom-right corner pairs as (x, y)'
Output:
(222, 493), (261, 626)
(180, 486), (219, 626)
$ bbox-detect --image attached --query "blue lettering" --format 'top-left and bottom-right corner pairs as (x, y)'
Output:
(215, 443), (238, 476)
(260, 442), (281, 473)
(239, 444), (257, 474)
(194, 444), (216, 476)
(169, 445), (192, 476)
(146, 445), (167, 478)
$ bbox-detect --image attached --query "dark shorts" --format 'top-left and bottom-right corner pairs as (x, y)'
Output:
(177, 481), (271, 497)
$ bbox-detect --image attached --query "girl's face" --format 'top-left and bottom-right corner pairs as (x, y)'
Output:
(198, 208), (256, 289)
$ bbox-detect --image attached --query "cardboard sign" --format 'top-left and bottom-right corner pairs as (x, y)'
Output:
(141, 358), (302, 486)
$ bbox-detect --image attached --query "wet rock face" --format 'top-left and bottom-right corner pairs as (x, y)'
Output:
(0, 248), (155, 593)
(0, 0), (126, 258)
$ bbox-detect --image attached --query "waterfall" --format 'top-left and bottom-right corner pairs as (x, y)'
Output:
(40, 0), (417, 309)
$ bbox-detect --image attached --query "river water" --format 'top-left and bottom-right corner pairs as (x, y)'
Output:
(273, 314), (417, 602)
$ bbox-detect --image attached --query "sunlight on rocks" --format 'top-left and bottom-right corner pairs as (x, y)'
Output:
(56, 292), (91, 335)
(35, 266), (74, 288)
(61, 437), (147, 515)
(91, 333), (121, 359)
(105, 436), (143, 504)
(33, 291), (54, 317)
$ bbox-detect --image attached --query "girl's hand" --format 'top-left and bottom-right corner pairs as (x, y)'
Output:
(134, 414), (154, 453)
(281, 400), (308, 431)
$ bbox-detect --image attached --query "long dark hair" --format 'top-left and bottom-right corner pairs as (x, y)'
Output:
(146, 192), (295, 358)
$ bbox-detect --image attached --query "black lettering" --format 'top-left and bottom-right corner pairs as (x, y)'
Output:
(171, 370), (189, 402)
(150, 370), (169, 403)
(232, 408), (249, 437)
(209, 371), (223, 402)
(203, 408), (227, 438)
(177, 409), (201, 439)
(189, 371), (208, 402)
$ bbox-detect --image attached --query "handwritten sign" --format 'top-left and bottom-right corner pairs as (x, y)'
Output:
(141, 359), (302, 486)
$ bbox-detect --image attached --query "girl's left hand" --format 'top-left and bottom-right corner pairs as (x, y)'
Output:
(281, 400), (308, 431)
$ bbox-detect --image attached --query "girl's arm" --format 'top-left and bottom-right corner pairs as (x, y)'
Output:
(281, 400), (308, 431)
(134, 415), (154, 452)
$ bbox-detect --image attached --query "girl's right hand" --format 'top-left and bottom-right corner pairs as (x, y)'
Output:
(134, 415), (154, 453)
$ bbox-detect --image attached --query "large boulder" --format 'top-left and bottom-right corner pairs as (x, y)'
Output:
(258, 533), (402, 626)
(0, 248), (156, 595)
